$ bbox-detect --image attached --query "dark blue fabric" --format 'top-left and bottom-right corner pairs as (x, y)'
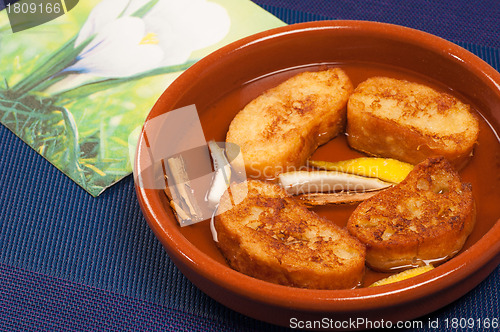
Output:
(255, 0), (500, 49)
(1, 1), (499, 331)
(0, 262), (287, 332)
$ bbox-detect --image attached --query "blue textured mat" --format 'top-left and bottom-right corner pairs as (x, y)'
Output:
(256, 0), (500, 48)
(1, 0), (499, 331)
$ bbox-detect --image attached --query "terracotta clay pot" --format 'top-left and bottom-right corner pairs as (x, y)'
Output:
(135, 21), (500, 329)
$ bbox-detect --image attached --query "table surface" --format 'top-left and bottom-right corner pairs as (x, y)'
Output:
(1, 1), (499, 331)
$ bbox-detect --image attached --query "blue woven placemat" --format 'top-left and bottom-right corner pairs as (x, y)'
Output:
(1, 0), (499, 331)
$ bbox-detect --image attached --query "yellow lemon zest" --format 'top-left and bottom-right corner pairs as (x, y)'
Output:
(139, 32), (159, 45)
(309, 157), (414, 183)
(369, 265), (434, 287)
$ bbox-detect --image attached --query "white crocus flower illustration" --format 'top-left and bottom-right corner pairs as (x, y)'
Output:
(65, 0), (230, 78)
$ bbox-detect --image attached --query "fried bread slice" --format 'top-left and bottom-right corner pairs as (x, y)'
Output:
(347, 157), (475, 272)
(226, 68), (353, 179)
(346, 77), (479, 169)
(214, 180), (366, 289)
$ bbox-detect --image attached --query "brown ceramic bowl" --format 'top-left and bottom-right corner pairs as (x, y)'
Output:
(135, 21), (500, 329)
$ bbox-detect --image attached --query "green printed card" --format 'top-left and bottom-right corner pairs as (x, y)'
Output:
(0, 0), (285, 196)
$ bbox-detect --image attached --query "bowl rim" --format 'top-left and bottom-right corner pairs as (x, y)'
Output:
(135, 20), (500, 315)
